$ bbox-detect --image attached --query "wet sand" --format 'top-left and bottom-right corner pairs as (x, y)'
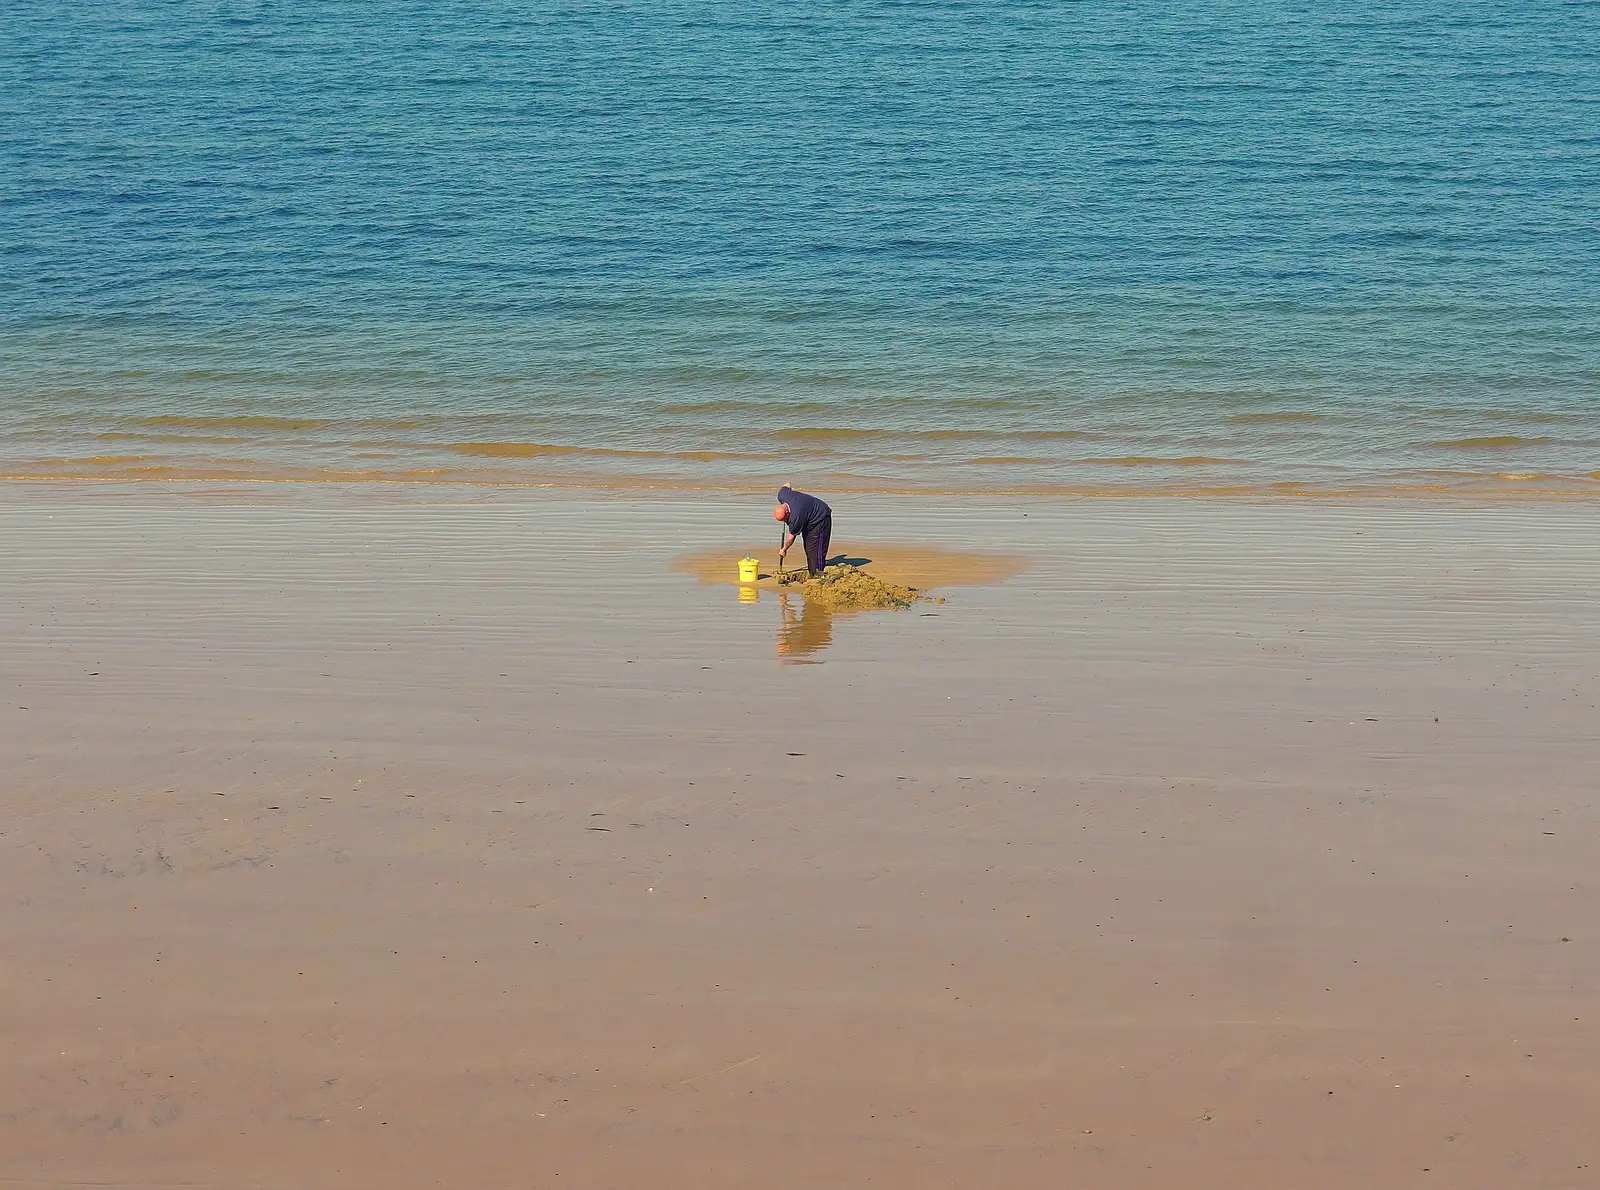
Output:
(672, 541), (1028, 590)
(2, 485), (1597, 1189)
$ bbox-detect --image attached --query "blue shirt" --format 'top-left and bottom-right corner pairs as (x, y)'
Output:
(779, 486), (830, 537)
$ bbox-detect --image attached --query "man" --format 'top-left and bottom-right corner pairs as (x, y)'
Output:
(775, 483), (832, 577)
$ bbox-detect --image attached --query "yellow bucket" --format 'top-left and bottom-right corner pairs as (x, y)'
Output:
(738, 556), (759, 583)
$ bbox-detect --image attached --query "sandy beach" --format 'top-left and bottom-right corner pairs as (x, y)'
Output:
(2, 484), (1597, 1189)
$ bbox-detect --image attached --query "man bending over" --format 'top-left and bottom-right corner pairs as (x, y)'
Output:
(774, 484), (833, 577)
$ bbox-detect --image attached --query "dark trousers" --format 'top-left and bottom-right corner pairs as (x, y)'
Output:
(803, 512), (832, 576)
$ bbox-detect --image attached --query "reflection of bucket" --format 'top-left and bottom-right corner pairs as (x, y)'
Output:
(738, 585), (759, 605)
(738, 556), (759, 583)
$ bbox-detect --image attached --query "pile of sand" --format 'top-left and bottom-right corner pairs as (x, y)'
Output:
(777, 564), (928, 611)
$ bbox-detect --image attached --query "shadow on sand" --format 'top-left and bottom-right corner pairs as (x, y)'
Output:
(765, 554), (869, 581)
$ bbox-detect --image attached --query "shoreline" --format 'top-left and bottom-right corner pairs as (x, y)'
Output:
(4, 472), (1600, 501)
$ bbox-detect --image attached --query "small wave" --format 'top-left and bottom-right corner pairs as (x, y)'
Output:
(116, 414), (444, 433)
(921, 429), (1097, 442)
(1086, 456), (1246, 467)
(769, 427), (1096, 443)
(771, 428), (889, 441)
(1429, 436), (1553, 450)
(445, 442), (753, 462)
(660, 400), (845, 416)
(97, 431), (255, 445)
(449, 442), (595, 458)
(1458, 410), (1570, 425)
(985, 430), (1099, 442)
(659, 365), (762, 383)
(1224, 412), (1328, 425)
(661, 400), (775, 414)
(971, 456), (1051, 465)
(673, 450), (754, 462)
(121, 415), (342, 431)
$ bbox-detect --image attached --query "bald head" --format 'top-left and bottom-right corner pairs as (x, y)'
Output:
(774, 503), (790, 522)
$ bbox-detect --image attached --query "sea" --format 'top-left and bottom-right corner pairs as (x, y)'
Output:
(3, 0), (1597, 495)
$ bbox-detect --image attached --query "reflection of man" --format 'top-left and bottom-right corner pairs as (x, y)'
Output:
(774, 483), (832, 577)
(776, 592), (833, 659)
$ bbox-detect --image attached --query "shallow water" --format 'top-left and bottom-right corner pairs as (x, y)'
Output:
(3, 1), (1597, 494)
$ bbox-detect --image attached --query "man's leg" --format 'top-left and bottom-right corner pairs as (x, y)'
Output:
(805, 512), (832, 576)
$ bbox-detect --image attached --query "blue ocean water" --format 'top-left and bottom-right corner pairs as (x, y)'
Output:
(2, 0), (1597, 492)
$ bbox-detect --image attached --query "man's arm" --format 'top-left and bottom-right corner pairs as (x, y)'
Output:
(778, 532), (796, 559)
